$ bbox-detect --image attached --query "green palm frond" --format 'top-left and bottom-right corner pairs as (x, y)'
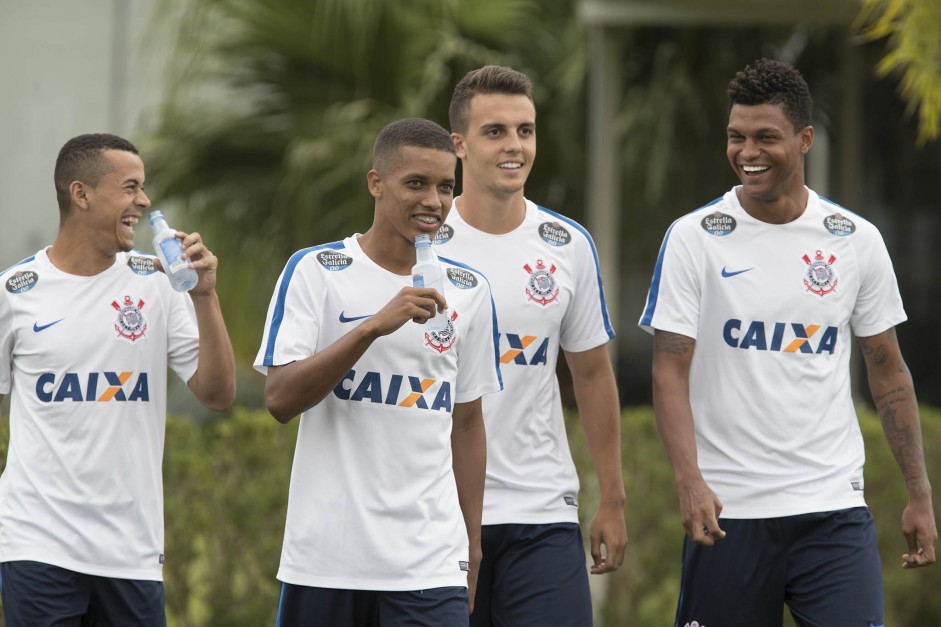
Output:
(856, 0), (941, 144)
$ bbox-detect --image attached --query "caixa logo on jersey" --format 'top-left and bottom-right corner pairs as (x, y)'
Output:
(723, 319), (838, 354)
(499, 333), (549, 366)
(333, 370), (452, 412)
(35, 371), (150, 403)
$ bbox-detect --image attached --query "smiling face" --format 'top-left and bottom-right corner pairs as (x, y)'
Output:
(727, 103), (813, 208)
(367, 145), (457, 247)
(78, 149), (151, 255)
(452, 92), (536, 200)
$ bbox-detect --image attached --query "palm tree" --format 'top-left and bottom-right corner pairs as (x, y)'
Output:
(144, 0), (553, 361)
(856, 0), (941, 145)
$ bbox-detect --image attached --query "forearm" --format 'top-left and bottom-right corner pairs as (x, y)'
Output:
(870, 367), (931, 497)
(265, 320), (382, 423)
(571, 368), (625, 507)
(187, 290), (236, 411)
(861, 331), (931, 498)
(451, 401), (486, 552)
(651, 332), (701, 485)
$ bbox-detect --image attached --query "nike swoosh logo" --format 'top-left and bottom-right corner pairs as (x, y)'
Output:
(33, 318), (65, 332)
(338, 311), (373, 323)
(720, 266), (754, 278)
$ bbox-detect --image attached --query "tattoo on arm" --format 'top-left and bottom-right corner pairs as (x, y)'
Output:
(860, 331), (926, 486)
(859, 335), (890, 366)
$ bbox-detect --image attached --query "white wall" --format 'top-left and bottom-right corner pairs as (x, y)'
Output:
(0, 0), (164, 268)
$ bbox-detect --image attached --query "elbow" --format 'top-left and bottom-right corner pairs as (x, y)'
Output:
(202, 385), (236, 413)
(267, 405), (297, 424)
(265, 391), (298, 424)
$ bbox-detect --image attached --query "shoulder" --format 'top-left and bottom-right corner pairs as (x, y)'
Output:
(122, 250), (162, 277)
(437, 256), (490, 293)
(530, 202), (594, 248)
(812, 194), (882, 239)
(658, 195), (734, 248)
(1, 253), (41, 294)
(282, 240), (354, 279)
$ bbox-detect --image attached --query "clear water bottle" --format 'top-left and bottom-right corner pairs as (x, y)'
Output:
(411, 234), (449, 332)
(149, 210), (198, 292)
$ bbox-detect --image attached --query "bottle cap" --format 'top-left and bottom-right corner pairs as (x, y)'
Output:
(414, 234), (431, 247)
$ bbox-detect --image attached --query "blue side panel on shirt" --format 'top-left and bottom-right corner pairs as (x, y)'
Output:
(263, 241), (345, 366)
(438, 254), (504, 391)
(536, 205), (616, 339)
(640, 197), (722, 328)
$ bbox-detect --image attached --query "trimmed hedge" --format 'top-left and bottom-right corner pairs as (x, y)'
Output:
(0, 406), (939, 625)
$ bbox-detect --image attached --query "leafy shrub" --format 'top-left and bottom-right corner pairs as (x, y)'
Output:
(0, 406), (938, 625)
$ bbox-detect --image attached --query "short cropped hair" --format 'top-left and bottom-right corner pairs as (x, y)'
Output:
(372, 118), (455, 172)
(728, 58), (813, 132)
(54, 133), (140, 210)
(448, 65), (533, 134)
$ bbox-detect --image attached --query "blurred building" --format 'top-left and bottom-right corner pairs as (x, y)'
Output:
(0, 0), (162, 268)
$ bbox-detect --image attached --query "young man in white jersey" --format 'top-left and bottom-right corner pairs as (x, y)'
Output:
(0, 133), (236, 625)
(254, 118), (502, 626)
(640, 58), (937, 626)
(435, 65), (627, 627)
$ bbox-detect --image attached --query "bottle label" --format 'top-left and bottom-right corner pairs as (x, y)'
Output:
(158, 238), (189, 273)
(412, 274), (425, 288)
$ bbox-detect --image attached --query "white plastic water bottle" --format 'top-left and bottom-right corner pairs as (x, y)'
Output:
(149, 210), (198, 292)
(411, 234), (449, 332)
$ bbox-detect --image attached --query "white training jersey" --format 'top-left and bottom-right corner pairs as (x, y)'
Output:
(639, 187), (906, 518)
(0, 249), (199, 580)
(254, 235), (502, 591)
(435, 198), (615, 525)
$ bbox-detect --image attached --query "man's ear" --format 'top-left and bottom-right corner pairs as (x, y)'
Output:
(69, 181), (90, 209)
(451, 132), (467, 159)
(799, 125), (815, 155)
(367, 169), (382, 199)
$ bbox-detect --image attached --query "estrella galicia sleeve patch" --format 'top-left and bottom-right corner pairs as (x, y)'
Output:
(127, 255), (158, 275)
(823, 213), (856, 236)
(6, 270), (39, 293)
(700, 212), (736, 236)
(446, 267), (478, 289)
(433, 224), (454, 245)
(316, 250), (353, 271)
(539, 221), (571, 246)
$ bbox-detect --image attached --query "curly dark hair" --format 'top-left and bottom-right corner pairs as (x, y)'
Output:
(727, 58), (812, 132)
(54, 133), (139, 211)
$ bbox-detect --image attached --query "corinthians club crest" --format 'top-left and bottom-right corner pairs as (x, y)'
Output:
(112, 295), (148, 342)
(802, 250), (838, 297)
(424, 310), (458, 354)
(523, 259), (560, 306)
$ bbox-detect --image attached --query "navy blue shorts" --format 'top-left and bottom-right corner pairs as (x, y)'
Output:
(470, 522), (592, 627)
(274, 584), (468, 627)
(674, 507), (884, 627)
(0, 560), (165, 627)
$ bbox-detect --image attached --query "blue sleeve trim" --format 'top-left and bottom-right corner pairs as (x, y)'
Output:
(537, 205), (615, 338)
(262, 241), (344, 366)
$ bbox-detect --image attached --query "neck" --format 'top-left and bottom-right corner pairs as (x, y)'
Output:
(455, 184), (526, 234)
(47, 231), (118, 277)
(357, 229), (416, 276)
(737, 185), (809, 225)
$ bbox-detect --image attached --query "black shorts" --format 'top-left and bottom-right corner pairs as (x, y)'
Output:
(674, 507), (884, 627)
(0, 560), (165, 627)
(470, 522), (592, 627)
(275, 583), (468, 627)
